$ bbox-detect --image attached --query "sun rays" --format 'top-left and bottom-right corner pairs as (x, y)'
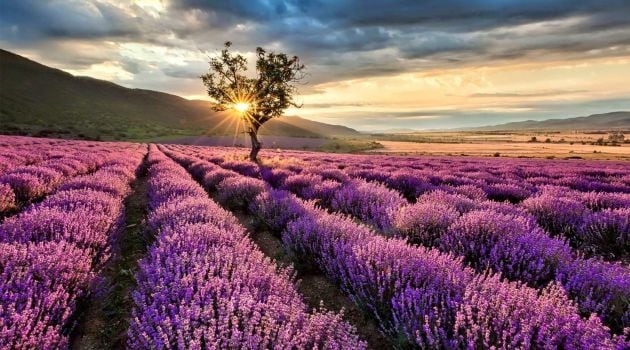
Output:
(201, 83), (262, 147)
(233, 102), (250, 113)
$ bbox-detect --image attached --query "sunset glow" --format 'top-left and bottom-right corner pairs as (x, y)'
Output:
(232, 102), (250, 114)
(2, 1), (629, 130)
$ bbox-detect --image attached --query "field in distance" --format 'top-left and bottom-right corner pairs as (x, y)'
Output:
(368, 131), (630, 160)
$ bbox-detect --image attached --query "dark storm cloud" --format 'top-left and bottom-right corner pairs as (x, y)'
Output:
(121, 58), (143, 74)
(163, 0), (630, 84)
(175, 0), (291, 22)
(172, 0), (630, 45)
(0, 0), (144, 42)
(2, 0), (630, 88)
(336, 1), (629, 33)
(176, 0), (630, 29)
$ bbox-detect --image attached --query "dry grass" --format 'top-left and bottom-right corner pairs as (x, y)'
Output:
(368, 140), (630, 160)
(374, 131), (624, 142)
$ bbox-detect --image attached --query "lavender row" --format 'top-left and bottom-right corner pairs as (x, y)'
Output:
(395, 197), (630, 333)
(126, 145), (364, 349)
(258, 156), (630, 333)
(200, 145), (629, 198)
(283, 164), (630, 334)
(0, 146), (144, 349)
(0, 148), (44, 175)
(173, 145), (629, 254)
(280, 148), (629, 195)
(268, 151), (629, 259)
(198, 150), (630, 335)
(0, 136), (136, 175)
(0, 154), (99, 213)
(327, 164), (629, 263)
(162, 146), (626, 349)
(0, 135), (67, 174)
(0, 140), (145, 214)
(340, 163), (629, 254)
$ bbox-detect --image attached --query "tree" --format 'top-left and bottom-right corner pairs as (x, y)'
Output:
(608, 131), (625, 144)
(201, 42), (305, 162)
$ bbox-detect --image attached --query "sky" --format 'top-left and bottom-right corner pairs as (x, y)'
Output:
(2, 0), (630, 131)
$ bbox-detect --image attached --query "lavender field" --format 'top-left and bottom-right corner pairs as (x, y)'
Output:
(1, 135), (629, 349)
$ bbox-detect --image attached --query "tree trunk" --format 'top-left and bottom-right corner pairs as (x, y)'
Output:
(248, 129), (262, 162)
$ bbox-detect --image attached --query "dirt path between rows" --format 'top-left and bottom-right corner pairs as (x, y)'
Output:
(230, 209), (393, 350)
(71, 161), (150, 349)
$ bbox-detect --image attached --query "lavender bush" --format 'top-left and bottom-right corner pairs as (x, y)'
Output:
(216, 176), (269, 209)
(127, 146), (365, 349)
(522, 193), (589, 243)
(393, 201), (459, 246)
(331, 180), (406, 232)
(155, 144), (630, 346)
(0, 143), (143, 348)
(578, 208), (629, 259)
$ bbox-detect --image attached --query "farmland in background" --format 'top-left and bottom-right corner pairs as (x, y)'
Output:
(368, 130), (630, 160)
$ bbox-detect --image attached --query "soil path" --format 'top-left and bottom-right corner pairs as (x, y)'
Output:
(71, 162), (150, 349)
(226, 207), (393, 350)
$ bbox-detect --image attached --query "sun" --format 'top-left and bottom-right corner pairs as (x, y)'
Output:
(233, 102), (250, 113)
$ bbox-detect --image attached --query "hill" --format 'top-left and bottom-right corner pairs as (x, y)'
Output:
(468, 112), (630, 131)
(0, 49), (360, 140)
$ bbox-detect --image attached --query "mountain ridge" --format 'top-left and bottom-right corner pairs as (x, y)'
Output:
(462, 111), (630, 131)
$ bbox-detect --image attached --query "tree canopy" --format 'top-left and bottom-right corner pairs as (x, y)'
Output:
(201, 42), (305, 161)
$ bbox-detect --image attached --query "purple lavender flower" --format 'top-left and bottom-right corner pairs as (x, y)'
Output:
(128, 146), (365, 349)
(0, 183), (16, 212)
(578, 208), (629, 259)
(417, 190), (479, 214)
(302, 179), (343, 208)
(456, 274), (624, 349)
(393, 201), (460, 246)
(201, 168), (237, 190)
(442, 210), (573, 287)
(485, 183), (532, 203)
(581, 191), (630, 211)
(557, 257), (630, 334)
(260, 167), (294, 187)
(385, 170), (436, 200)
(249, 189), (310, 232)
(281, 173), (324, 198)
(522, 193), (589, 243)
(331, 180), (406, 232)
(216, 176), (269, 209)
(0, 142), (144, 348)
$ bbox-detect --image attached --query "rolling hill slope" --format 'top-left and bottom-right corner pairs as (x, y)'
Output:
(469, 112), (630, 131)
(0, 49), (359, 140)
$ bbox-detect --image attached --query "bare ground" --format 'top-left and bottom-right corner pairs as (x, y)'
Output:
(369, 140), (630, 160)
(71, 163), (150, 349)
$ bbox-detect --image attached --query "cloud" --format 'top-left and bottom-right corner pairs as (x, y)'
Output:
(0, 1), (145, 42)
(2, 0), (630, 129)
(162, 65), (203, 79)
(469, 90), (589, 98)
(120, 58), (143, 74)
(310, 97), (630, 131)
(3, 0), (630, 86)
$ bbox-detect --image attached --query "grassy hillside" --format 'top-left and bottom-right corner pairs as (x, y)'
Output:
(0, 49), (359, 140)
